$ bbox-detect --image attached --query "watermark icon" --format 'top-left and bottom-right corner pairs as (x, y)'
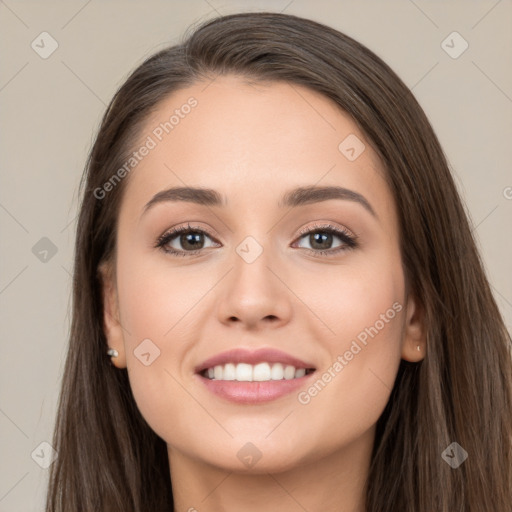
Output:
(236, 236), (264, 264)
(503, 186), (512, 200)
(31, 32), (59, 59)
(93, 97), (198, 200)
(441, 442), (468, 468)
(32, 237), (58, 263)
(237, 442), (263, 468)
(441, 31), (469, 59)
(298, 301), (403, 405)
(134, 338), (161, 366)
(338, 134), (365, 161)
(31, 441), (58, 469)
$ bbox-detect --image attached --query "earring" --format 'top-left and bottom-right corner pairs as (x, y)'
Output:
(107, 348), (119, 358)
(416, 345), (421, 352)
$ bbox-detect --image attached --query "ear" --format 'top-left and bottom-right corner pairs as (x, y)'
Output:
(98, 261), (127, 368)
(401, 293), (426, 362)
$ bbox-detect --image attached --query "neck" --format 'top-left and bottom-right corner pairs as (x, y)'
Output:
(168, 426), (374, 512)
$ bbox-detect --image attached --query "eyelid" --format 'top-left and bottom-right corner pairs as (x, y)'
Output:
(295, 222), (356, 240)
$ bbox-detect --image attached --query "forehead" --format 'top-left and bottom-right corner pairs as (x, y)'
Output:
(120, 75), (393, 221)
(139, 75), (376, 164)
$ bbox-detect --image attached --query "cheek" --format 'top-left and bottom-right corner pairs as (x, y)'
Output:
(116, 246), (206, 343)
(296, 258), (405, 432)
(114, 249), (200, 439)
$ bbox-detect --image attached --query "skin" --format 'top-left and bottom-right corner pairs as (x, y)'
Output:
(100, 75), (425, 512)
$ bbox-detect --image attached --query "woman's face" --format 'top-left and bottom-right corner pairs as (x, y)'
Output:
(101, 75), (424, 473)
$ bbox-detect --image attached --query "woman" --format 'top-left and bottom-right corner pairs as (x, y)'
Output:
(45, 11), (512, 512)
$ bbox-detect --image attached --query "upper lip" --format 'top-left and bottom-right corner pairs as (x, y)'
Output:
(194, 348), (316, 374)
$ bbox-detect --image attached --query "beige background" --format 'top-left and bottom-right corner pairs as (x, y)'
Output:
(0, 1), (511, 510)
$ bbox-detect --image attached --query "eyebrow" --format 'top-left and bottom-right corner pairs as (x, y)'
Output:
(142, 185), (377, 218)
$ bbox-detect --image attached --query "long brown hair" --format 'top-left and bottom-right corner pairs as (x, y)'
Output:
(46, 12), (512, 511)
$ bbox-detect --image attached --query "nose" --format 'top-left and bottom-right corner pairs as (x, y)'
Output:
(215, 242), (293, 331)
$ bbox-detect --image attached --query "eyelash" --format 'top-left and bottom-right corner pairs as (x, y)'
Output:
(154, 222), (358, 258)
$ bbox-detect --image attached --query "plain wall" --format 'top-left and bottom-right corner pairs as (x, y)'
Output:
(0, 1), (511, 510)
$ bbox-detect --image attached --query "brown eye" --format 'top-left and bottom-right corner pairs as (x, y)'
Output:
(294, 224), (357, 256)
(155, 224), (220, 256)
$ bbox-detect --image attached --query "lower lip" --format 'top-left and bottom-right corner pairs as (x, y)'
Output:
(196, 373), (316, 404)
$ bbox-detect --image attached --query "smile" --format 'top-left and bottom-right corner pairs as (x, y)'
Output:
(201, 362), (315, 381)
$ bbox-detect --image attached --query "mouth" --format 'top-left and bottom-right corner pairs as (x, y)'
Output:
(199, 362), (315, 381)
(194, 348), (317, 403)
(194, 347), (316, 380)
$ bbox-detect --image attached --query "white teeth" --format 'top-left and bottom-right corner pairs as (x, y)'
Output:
(271, 363), (284, 380)
(203, 362), (312, 381)
(236, 363), (253, 381)
(253, 362), (271, 381)
(214, 365), (223, 380)
(223, 363), (236, 380)
(294, 368), (306, 378)
(284, 365), (295, 380)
